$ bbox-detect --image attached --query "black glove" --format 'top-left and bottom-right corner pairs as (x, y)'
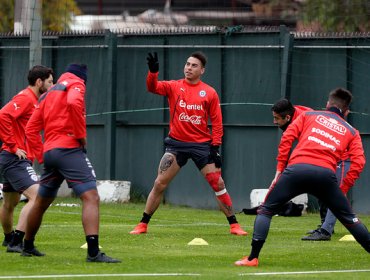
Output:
(210, 145), (222, 168)
(147, 52), (159, 73)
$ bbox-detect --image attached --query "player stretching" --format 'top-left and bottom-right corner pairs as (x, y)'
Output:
(130, 52), (247, 236)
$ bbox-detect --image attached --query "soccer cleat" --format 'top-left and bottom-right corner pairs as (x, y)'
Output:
(301, 230), (331, 241)
(234, 256), (259, 267)
(129, 222), (148, 234)
(2, 239), (9, 247)
(6, 243), (23, 253)
(21, 247), (45, 257)
(306, 224), (322, 234)
(86, 251), (121, 263)
(230, 224), (248, 236)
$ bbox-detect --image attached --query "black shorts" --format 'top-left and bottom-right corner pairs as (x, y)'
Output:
(39, 148), (96, 197)
(164, 137), (213, 170)
(0, 150), (38, 193)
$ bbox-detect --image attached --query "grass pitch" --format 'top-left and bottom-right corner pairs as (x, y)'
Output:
(0, 198), (369, 279)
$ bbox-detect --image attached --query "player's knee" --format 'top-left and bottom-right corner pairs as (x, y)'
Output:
(80, 189), (100, 204)
(205, 171), (223, 192)
(154, 177), (169, 192)
(1, 197), (18, 210)
(1, 202), (16, 212)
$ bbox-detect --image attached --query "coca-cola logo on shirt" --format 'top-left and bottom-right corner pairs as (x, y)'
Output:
(315, 115), (346, 135)
(179, 112), (202, 124)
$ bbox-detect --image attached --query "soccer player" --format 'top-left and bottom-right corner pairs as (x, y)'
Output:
(24, 64), (120, 263)
(271, 99), (311, 131)
(272, 99), (351, 241)
(0, 65), (54, 253)
(235, 88), (369, 267)
(130, 52), (247, 236)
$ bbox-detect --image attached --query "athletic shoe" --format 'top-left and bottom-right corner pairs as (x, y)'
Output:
(86, 251), (121, 263)
(6, 243), (23, 253)
(234, 256), (259, 267)
(21, 247), (45, 257)
(306, 224), (322, 234)
(301, 230), (331, 241)
(2, 239), (9, 247)
(230, 224), (248, 236)
(129, 222), (148, 234)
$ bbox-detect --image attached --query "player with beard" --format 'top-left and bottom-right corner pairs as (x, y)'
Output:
(130, 52), (247, 236)
(0, 65), (54, 253)
(272, 99), (352, 241)
(235, 88), (369, 267)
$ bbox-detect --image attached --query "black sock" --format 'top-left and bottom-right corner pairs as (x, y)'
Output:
(227, 215), (237, 225)
(10, 230), (25, 246)
(86, 235), (99, 257)
(319, 228), (331, 236)
(4, 231), (14, 243)
(140, 212), (152, 224)
(23, 239), (35, 251)
(249, 239), (265, 260)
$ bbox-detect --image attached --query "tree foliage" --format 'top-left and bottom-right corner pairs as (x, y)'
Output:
(43, 0), (81, 32)
(300, 0), (370, 32)
(0, 0), (14, 33)
(0, 0), (81, 33)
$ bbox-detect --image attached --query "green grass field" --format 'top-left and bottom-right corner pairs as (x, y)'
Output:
(0, 198), (369, 279)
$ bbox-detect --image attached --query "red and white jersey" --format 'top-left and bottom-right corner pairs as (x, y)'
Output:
(0, 87), (42, 162)
(276, 110), (365, 192)
(26, 72), (86, 155)
(146, 72), (223, 145)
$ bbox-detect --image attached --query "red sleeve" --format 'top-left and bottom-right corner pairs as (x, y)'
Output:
(276, 113), (304, 171)
(209, 93), (223, 145)
(66, 81), (86, 139)
(0, 94), (32, 153)
(25, 106), (44, 164)
(146, 71), (172, 96)
(340, 132), (365, 193)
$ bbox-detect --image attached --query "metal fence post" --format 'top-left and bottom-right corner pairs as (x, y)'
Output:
(105, 30), (117, 179)
(280, 25), (294, 100)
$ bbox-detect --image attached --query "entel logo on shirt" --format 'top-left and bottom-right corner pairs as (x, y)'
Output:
(315, 115), (346, 135)
(179, 100), (203, 110)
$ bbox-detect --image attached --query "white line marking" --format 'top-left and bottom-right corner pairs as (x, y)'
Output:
(0, 273), (201, 279)
(240, 269), (370, 276)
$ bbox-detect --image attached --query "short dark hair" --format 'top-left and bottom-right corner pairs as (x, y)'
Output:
(328, 88), (352, 112)
(271, 98), (295, 118)
(190, 51), (207, 67)
(28, 65), (54, 86)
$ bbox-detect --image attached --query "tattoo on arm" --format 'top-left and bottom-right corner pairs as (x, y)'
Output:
(160, 154), (174, 173)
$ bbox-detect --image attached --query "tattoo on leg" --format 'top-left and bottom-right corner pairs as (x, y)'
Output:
(160, 154), (174, 173)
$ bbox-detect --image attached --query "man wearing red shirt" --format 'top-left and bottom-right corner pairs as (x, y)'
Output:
(271, 99), (311, 131)
(130, 52), (247, 236)
(235, 88), (369, 267)
(24, 64), (120, 263)
(272, 98), (352, 241)
(0, 65), (53, 253)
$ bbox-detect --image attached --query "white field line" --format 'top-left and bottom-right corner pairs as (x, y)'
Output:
(240, 269), (370, 276)
(42, 222), (227, 228)
(0, 273), (201, 279)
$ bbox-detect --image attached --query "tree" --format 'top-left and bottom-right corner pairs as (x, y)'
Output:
(299, 0), (370, 32)
(0, 0), (81, 33)
(0, 0), (14, 33)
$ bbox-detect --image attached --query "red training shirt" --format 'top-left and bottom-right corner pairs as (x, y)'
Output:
(146, 72), (223, 145)
(277, 110), (365, 193)
(292, 105), (312, 122)
(26, 72), (86, 154)
(0, 87), (42, 162)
